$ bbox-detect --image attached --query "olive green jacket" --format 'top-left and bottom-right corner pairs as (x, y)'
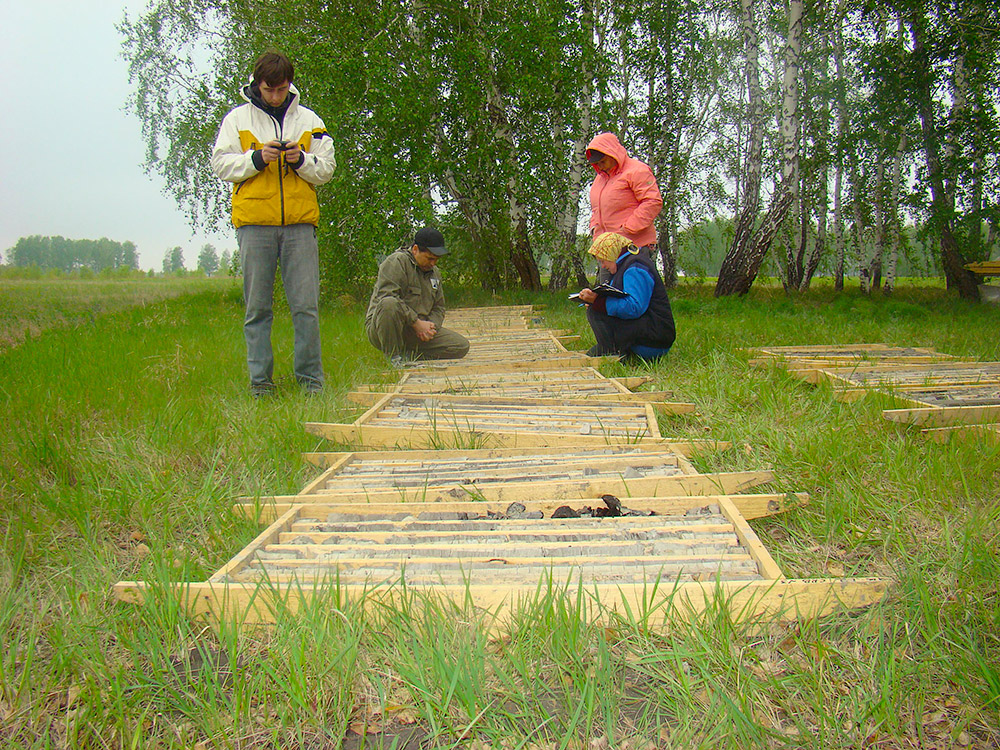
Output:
(365, 249), (446, 329)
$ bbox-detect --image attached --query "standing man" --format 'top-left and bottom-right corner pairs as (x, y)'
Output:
(211, 51), (336, 396)
(365, 227), (470, 365)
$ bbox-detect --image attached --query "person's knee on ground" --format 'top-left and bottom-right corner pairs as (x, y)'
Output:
(414, 327), (470, 360)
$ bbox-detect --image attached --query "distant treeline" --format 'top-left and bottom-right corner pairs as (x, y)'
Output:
(4, 235), (139, 272)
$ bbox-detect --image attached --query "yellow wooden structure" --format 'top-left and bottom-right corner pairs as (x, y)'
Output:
(114, 309), (889, 625)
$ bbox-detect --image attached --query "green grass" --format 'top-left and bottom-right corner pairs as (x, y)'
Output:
(0, 277), (228, 350)
(1, 277), (999, 748)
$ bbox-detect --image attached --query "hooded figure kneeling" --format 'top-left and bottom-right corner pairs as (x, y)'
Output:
(576, 232), (676, 362)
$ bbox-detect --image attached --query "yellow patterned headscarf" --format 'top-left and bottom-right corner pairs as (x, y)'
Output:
(588, 232), (636, 262)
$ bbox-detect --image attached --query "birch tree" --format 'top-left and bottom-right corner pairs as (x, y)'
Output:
(906, 4), (979, 299)
(716, 0), (803, 296)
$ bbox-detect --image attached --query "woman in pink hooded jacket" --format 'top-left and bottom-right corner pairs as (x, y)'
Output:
(585, 133), (663, 250)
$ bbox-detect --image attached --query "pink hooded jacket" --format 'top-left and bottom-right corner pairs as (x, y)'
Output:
(586, 133), (663, 248)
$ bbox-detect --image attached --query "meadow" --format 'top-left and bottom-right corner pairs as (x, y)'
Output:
(1, 277), (998, 749)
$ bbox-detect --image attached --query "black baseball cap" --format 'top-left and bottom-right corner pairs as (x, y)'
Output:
(414, 227), (447, 256)
(587, 149), (606, 164)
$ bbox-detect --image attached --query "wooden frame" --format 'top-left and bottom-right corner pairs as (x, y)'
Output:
(751, 341), (1000, 442)
(749, 343), (957, 370)
(304, 392), (678, 449)
(114, 492), (886, 625)
(348, 368), (684, 406)
(883, 403), (1000, 444)
(237, 475), (786, 524)
(346, 390), (695, 413)
(114, 313), (890, 627)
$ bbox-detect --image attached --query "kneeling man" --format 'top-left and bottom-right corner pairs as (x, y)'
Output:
(365, 227), (470, 364)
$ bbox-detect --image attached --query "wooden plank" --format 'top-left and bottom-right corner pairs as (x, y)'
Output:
(233, 492), (808, 525)
(229, 566), (764, 586)
(751, 344), (954, 360)
(262, 469), (777, 507)
(614, 376), (654, 389)
(234, 563), (764, 586)
(346, 391), (690, 410)
(298, 452), (355, 496)
(812, 360), (1000, 377)
(757, 355), (956, 369)
(111, 576), (889, 625)
(395, 355), (601, 374)
(391, 367), (609, 386)
(301, 443), (695, 468)
(209, 506), (299, 581)
(252, 546), (752, 568)
(243, 469), (775, 507)
(867, 385), (1000, 411)
(302, 450), (690, 487)
(882, 404), (1000, 427)
(366, 415), (651, 439)
(755, 343), (892, 353)
(277, 519), (741, 545)
(631, 391), (678, 402)
(347, 396), (656, 438)
(812, 368), (1000, 392)
(313, 448), (686, 474)
(351, 391), (398, 427)
(716, 496), (784, 580)
(645, 402), (662, 438)
(965, 261), (1000, 274)
(348, 390), (695, 412)
(302, 422), (717, 452)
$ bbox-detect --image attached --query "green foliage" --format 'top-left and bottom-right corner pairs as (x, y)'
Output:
(119, 0), (1000, 297)
(677, 218), (946, 280)
(197, 243), (220, 276)
(162, 245), (185, 274)
(4, 235), (139, 272)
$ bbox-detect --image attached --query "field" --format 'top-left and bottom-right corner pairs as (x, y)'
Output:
(1, 277), (999, 749)
(0, 277), (221, 349)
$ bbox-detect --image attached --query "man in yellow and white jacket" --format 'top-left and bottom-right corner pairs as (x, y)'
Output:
(211, 51), (336, 396)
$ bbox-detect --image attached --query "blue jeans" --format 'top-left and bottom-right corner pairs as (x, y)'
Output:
(238, 224), (323, 390)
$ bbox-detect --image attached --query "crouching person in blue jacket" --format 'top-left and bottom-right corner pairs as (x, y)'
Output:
(576, 232), (676, 362)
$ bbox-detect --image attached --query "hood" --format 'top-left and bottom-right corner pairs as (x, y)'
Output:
(586, 132), (629, 172)
(240, 78), (301, 116)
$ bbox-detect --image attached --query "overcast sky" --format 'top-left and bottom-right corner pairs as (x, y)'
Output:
(0, 1), (235, 271)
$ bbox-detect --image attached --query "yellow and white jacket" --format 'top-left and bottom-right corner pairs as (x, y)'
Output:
(211, 83), (336, 228)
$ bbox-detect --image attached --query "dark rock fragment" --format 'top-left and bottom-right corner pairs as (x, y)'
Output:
(601, 494), (622, 514)
(552, 506), (580, 519)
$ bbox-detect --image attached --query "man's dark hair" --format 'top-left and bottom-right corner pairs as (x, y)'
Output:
(253, 52), (295, 87)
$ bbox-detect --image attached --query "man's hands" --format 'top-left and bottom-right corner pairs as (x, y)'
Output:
(577, 288), (598, 304)
(413, 319), (437, 342)
(261, 139), (302, 165)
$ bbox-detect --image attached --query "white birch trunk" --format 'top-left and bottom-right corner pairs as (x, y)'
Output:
(715, 0), (802, 296)
(884, 132), (907, 295)
(833, 3), (847, 290)
(780, 0), (804, 286)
